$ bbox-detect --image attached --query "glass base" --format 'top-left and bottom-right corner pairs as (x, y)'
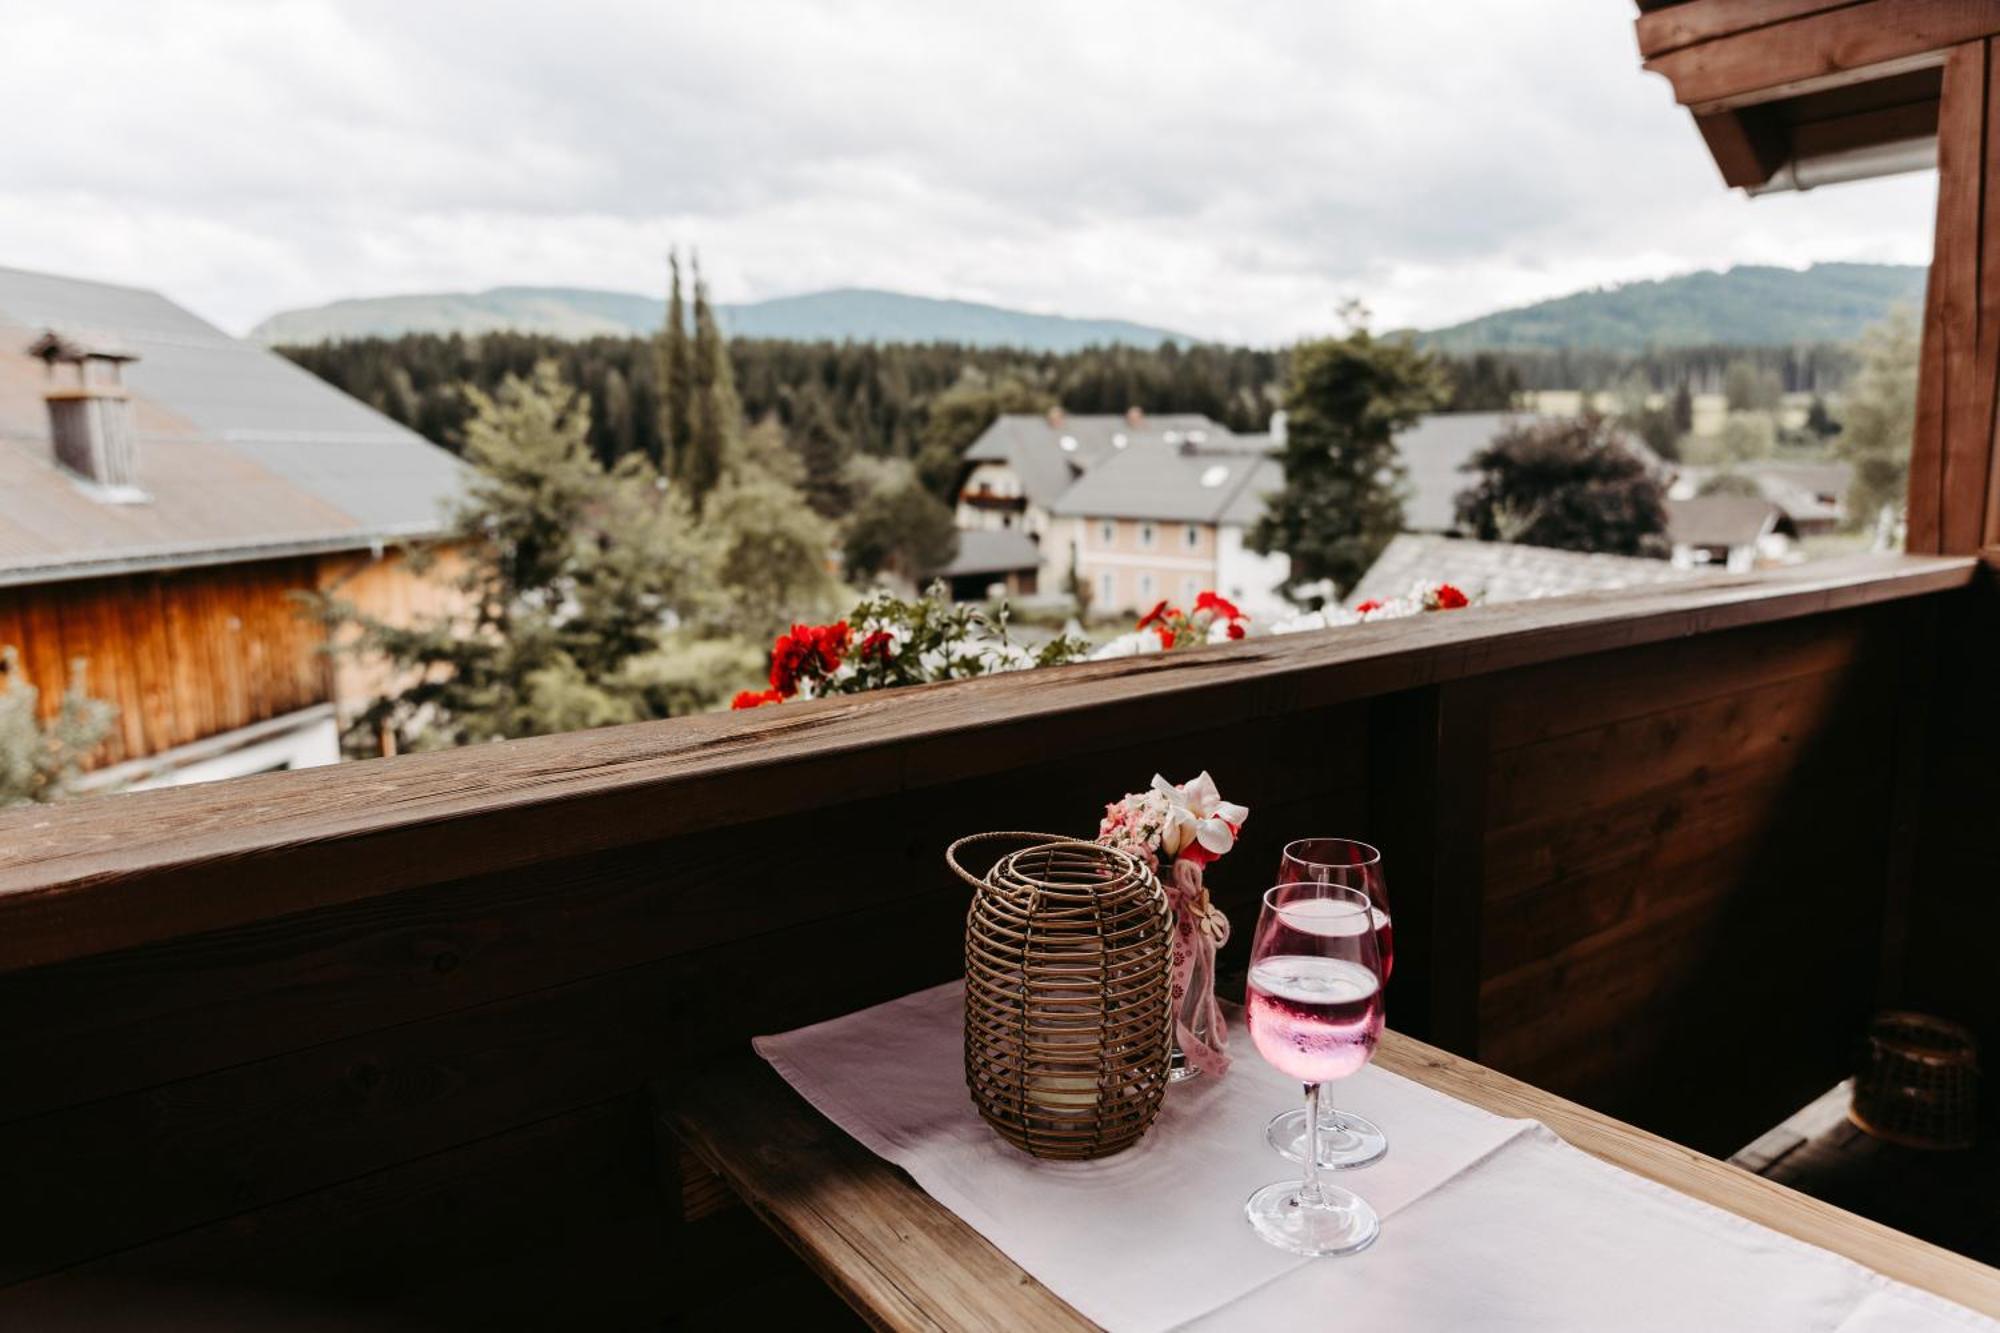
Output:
(1244, 1179), (1380, 1256)
(1266, 1107), (1388, 1169)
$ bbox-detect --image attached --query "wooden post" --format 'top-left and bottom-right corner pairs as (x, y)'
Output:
(1911, 38), (2000, 555)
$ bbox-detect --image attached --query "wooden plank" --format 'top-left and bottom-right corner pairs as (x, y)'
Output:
(669, 1057), (1092, 1332)
(0, 1097), (675, 1331)
(1694, 107), (1789, 187)
(1944, 39), (2000, 552)
(0, 711), (1365, 1123)
(1643, 0), (1987, 112)
(1485, 660), (1866, 833)
(0, 554), (1969, 978)
(1486, 610), (1869, 747)
(1636, 0), (1867, 60)
(670, 1037), (2000, 1329)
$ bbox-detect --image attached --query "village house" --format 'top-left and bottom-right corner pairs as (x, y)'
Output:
(0, 265), (465, 788)
(949, 408), (1291, 617)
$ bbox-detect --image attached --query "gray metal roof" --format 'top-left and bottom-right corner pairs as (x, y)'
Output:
(1666, 496), (1787, 548)
(1349, 533), (1695, 608)
(937, 527), (1041, 577)
(962, 413), (1245, 510)
(1047, 436), (1283, 526)
(0, 265), (465, 580)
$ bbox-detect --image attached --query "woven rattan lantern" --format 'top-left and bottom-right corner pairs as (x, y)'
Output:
(1851, 1011), (1979, 1150)
(947, 832), (1175, 1160)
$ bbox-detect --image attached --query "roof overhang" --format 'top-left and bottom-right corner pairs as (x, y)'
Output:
(1633, 1), (1990, 193)
(0, 523), (444, 589)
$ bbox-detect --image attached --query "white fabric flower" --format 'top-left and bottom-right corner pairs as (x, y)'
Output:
(1150, 771), (1249, 857)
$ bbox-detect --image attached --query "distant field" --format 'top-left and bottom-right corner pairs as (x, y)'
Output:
(1525, 389), (1821, 436)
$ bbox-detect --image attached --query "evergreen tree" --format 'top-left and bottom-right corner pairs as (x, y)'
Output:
(1250, 330), (1447, 598)
(1836, 308), (1920, 535)
(321, 363), (731, 753)
(1670, 381), (1695, 435)
(686, 257), (740, 509)
(657, 252), (694, 474)
(1453, 413), (1670, 557)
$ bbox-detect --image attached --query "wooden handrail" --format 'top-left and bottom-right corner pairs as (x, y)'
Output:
(0, 553), (1971, 976)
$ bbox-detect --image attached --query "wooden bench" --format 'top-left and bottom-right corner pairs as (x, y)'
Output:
(668, 1030), (2000, 1332)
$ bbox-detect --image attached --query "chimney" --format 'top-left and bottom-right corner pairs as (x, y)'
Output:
(1046, 406), (1066, 431)
(31, 331), (141, 493)
(1125, 405), (1144, 428)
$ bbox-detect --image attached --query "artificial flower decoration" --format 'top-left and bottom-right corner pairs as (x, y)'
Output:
(1151, 770), (1249, 864)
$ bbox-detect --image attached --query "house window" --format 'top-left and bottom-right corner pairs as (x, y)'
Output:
(1184, 524), (1201, 550)
(1099, 520), (1116, 546)
(1140, 522), (1156, 549)
(1138, 573), (1155, 600)
(1097, 571), (1115, 603)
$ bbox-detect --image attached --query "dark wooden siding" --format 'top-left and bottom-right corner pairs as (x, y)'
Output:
(0, 558), (1971, 1325)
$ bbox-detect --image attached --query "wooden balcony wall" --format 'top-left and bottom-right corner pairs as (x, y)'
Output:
(0, 554), (1979, 1327)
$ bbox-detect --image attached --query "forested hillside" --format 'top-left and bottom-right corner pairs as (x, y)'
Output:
(278, 333), (1861, 497)
(1421, 263), (1926, 352)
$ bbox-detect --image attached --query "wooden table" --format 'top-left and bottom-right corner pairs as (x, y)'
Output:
(668, 1031), (2000, 1332)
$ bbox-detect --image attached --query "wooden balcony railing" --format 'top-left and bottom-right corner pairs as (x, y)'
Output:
(0, 551), (1984, 1326)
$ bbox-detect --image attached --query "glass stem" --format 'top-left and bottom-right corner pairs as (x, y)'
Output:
(1301, 1082), (1325, 1207)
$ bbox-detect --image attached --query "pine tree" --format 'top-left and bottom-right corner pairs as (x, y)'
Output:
(657, 251), (694, 474)
(686, 256), (740, 509)
(1250, 330), (1446, 598)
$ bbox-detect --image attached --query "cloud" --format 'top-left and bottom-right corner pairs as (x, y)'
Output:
(0, 0), (1937, 339)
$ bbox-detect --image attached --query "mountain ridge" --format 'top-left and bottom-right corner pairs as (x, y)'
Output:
(1416, 262), (1927, 353)
(252, 261), (1932, 353)
(252, 285), (1192, 352)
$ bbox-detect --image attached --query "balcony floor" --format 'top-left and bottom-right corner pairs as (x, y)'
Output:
(1738, 1083), (2000, 1269)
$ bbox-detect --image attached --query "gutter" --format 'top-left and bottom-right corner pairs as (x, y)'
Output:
(0, 522), (444, 588)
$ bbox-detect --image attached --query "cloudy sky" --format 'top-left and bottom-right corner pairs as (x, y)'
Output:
(1, 0), (1938, 342)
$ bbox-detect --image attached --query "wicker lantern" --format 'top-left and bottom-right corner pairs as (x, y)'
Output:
(947, 831), (1175, 1160)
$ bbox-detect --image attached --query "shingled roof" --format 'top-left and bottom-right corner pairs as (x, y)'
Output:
(1046, 436), (1283, 526)
(961, 413), (1251, 510)
(0, 266), (465, 585)
(1349, 533), (1698, 608)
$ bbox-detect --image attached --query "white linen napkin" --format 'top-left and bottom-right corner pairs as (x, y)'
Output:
(755, 981), (1996, 1333)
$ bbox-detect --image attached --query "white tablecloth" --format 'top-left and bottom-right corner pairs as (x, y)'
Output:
(754, 981), (1996, 1332)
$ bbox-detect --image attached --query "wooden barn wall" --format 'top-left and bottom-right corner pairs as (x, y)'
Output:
(316, 544), (470, 733)
(0, 703), (1373, 1327)
(0, 560), (329, 766)
(1473, 606), (1908, 1155)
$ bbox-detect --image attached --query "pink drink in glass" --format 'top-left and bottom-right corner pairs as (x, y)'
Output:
(1247, 956), (1383, 1083)
(1276, 839), (1393, 981)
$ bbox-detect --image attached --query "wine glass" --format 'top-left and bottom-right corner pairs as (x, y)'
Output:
(1267, 838), (1392, 1169)
(1243, 883), (1384, 1256)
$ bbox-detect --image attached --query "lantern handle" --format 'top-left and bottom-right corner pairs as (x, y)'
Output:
(944, 831), (1079, 892)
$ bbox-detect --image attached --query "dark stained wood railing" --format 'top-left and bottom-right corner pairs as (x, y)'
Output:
(0, 552), (1980, 1327)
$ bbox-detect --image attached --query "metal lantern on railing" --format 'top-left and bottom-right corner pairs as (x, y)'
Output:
(947, 832), (1175, 1160)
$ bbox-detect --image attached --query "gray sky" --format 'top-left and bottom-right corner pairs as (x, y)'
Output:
(1, 0), (1938, 341)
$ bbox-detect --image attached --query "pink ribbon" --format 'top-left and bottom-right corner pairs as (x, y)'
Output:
(1167, 859), (1232, 1077)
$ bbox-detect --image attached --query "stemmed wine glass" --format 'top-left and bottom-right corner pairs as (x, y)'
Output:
(1267, 838), (1393, 1169)
(1243, 882), (1385, 1256)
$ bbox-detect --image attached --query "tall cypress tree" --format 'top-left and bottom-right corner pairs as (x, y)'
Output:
(657, 251), (694, 475)
(686, 256), (740, 508)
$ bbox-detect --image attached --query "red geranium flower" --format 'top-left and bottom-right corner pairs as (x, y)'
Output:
(857, 628), (894, 660)
(1154, 625), (1176, 649)
(1194, 590), (1242, 620)
(1432, 584), (1469, 610)
(731, 688), (785, 710)
(1226, 621), (1246, 640)
(769, 620), (852, 694)
(1354, 599), (1383, 614)
(1136, 599), (1172, 631)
